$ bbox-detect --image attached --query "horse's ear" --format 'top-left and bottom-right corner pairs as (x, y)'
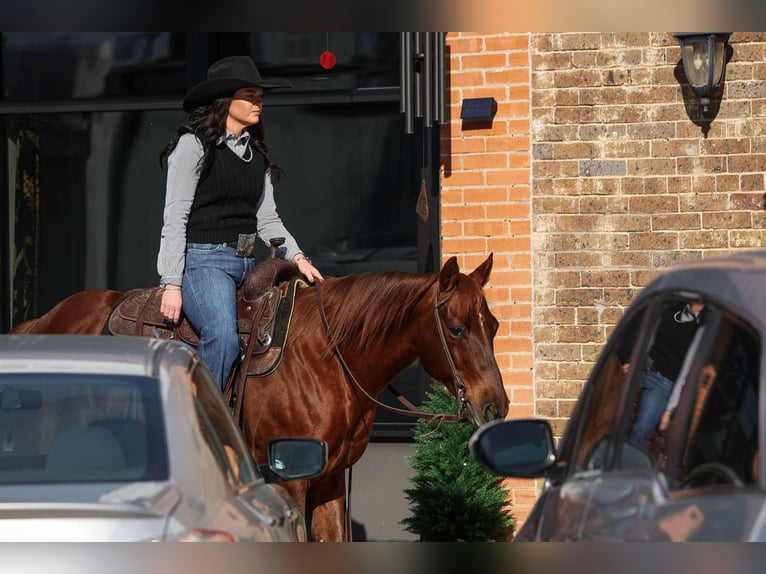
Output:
(438, 256), (460, 293)
(469, 253), (493, 287)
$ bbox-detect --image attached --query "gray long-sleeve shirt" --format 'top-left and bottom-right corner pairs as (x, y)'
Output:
(157, 131), (302, 286)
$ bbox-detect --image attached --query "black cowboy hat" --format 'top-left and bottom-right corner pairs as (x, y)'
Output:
(182, 56), (292, 112)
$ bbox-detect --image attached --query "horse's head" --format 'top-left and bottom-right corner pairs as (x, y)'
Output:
(419, 254), (509, 427)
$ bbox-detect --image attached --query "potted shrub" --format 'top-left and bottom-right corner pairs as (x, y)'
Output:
(401, 383), (515, 541)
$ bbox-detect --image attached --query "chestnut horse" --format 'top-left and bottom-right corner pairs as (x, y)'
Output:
(10, 254), (509, 541)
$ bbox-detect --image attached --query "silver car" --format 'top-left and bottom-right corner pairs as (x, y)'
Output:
(0, 334), (326, 542)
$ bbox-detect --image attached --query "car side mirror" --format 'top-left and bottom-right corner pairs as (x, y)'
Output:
(469, 419), (556, 477)
(260, 438), (328, 483)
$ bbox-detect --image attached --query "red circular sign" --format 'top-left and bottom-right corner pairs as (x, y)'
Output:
(320, 51), (336, 70)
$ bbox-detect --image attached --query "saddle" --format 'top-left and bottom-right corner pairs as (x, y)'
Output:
(106, 239), (305, 419)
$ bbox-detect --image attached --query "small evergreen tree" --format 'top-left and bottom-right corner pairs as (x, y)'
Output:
(401, 383), (515, 541)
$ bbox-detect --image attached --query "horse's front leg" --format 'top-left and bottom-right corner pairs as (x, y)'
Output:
(306, 469), (347, 542)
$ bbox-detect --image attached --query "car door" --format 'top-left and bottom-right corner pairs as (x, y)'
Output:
(518, 300), (658, 541)
(543, 294), (764, 542)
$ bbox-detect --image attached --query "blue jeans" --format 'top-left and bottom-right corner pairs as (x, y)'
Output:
(629, 369), (673, 449)
(182, 243), (255, 391)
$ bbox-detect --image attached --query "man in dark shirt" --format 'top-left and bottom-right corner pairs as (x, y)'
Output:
(629, 301), (705, 449)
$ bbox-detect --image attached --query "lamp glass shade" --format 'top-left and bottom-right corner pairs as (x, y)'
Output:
(682, 38), (711, 90)
(712, 37), (726, 85)
(679, 33), (727, 96)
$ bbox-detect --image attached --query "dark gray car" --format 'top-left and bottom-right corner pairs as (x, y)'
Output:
(470, 250), (766, 541)
(0, 334), (326, 541)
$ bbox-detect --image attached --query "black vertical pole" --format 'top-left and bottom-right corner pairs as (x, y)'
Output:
(401, 33), (414, 135)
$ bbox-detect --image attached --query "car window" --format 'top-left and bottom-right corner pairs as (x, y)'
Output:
(188, 363), (259, 488)
(611, 296), (761, 491)
(555, 303), (654, 474)
(0, 373), (168, 483)
(663, 311), (760, 490)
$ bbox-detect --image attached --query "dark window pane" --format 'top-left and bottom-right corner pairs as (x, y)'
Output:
(6, 102), (416, 319)
(216, 33), (400, 92)
(2, 33), (186, 101)
(261, 102), (417, 275)
(675, 313), (760, 488)
(6, 110), (183, 322)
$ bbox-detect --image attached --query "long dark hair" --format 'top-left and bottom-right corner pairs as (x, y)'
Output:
(159, 97), (283, 181)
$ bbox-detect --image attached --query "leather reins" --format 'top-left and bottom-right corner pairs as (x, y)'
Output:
(314, 281), (464, 425)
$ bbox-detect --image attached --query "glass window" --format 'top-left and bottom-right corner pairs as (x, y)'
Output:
(216, 33), (400, 92)
(6, 103), (416, 325)
(6, 110), (183, 323)
(3, 32), (422, 437)
(257, 102), (417, 275)
(612, 294), (761, 490)
(0, 373), (168, 483)
(554, 302), (654, 475)
(2, 33), (186, 101)
(666, 311), (760, 489)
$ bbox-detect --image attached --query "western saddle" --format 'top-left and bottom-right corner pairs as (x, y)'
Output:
(106, 238), (305, 421)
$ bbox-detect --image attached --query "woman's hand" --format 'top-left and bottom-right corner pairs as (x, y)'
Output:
(160, 287), (183, 324)
(294, 254), (324, 284)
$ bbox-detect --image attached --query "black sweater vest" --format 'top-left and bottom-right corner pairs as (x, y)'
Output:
(186, 145), (266, 244)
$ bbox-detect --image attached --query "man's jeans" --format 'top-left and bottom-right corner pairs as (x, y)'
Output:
(182, 243), (255, 390)
(629, 369), (674, 449)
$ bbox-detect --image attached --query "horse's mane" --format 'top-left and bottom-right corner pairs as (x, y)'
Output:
(318, 271), (438, 356)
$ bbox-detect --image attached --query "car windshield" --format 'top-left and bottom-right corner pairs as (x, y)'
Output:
(0, 373), (168, 483)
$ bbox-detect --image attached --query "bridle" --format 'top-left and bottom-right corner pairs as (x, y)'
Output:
(315, 281), (468, 424)
(432, 286), (469, 418)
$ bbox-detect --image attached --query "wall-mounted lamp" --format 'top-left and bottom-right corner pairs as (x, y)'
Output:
(674, 32), (731, 113)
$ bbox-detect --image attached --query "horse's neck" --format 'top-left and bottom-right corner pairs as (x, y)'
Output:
(329, 278), (431, 396)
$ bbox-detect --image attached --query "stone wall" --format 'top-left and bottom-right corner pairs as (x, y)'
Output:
(442, 31), (766, 524)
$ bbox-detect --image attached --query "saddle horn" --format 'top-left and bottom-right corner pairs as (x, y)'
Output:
(269, 237), (285, 259)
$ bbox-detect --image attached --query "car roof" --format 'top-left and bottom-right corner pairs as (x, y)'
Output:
(0, 334), (195, 377)
(637, 249), (766, 331)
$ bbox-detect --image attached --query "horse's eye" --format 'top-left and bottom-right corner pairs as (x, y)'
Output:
(449, 326), (465, 337)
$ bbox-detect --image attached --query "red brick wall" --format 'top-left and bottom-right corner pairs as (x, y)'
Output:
(442, 31), (766, 527)
(441, 32), (537, 518)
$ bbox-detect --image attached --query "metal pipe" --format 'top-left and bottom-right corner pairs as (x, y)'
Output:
(413, 32), (423, 120)
(399, 32), (407, 115)
(423, 32), (432, 128)
(435, 32), (445, 124)
(402, 32), (413, 134)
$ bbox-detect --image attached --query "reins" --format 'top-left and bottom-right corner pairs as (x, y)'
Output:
(314, 281), (463, 425)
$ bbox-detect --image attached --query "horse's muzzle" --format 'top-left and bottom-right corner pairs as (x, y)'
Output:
(460, 399), (503, 427)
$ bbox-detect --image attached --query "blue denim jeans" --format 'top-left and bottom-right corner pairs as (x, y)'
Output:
(182, 243), (255, 390)
(629, 369), (674, 449)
